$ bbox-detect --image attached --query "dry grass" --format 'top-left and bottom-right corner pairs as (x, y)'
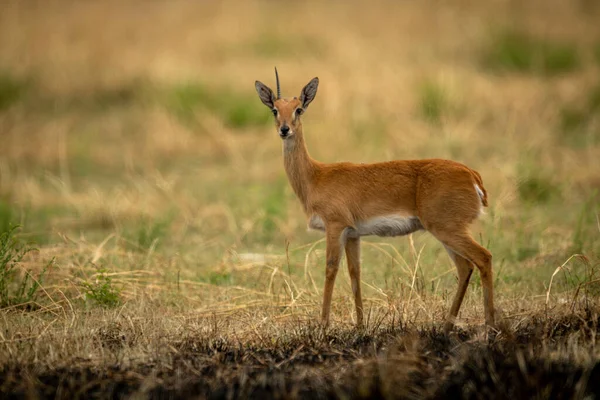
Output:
(0, 0), (600, 398)
(1, 302), (599, 398)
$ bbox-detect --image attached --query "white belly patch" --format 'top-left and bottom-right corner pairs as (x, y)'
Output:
(308, 214), (423, 238)
(349, 215), (423, 238)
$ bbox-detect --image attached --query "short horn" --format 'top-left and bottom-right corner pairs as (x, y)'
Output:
(275, 67), (281, 99)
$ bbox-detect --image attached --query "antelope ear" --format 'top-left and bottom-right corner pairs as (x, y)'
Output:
(300, 77), (319, 109)
(255, 81), (275, 109)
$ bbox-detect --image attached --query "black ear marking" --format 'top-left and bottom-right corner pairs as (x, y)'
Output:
(255, 80), (275, 109)
(300, 77), (319, 109)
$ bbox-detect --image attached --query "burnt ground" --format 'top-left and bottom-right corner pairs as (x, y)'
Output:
(1, 312), (599, 400)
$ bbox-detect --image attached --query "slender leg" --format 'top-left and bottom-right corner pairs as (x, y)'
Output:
(431, 229), (495, 328)
(321, 225), (345, 327)
(345, 236), (363, 328)
(443, 247), (474, 332)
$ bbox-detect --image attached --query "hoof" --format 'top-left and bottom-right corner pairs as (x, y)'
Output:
(443, 321), (454, 334)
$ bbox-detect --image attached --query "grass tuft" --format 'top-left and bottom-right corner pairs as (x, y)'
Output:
(80, 268), (122, 308)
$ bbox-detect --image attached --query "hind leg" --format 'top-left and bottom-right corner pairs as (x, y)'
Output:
(443, 247), (474, 332)
(431, 229), (494, 328)
(416, 169), (493, 328)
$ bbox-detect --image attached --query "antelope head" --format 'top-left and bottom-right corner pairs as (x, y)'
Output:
(255, 68), (319, 140)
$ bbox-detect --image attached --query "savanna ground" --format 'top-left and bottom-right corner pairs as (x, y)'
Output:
(1, 1), (600, 398)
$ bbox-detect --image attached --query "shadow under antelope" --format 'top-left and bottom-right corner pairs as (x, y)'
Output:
(255, 69), (494, 332)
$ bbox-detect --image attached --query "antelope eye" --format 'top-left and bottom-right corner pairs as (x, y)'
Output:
(272, 109), (278, 116)
(296, 108), (304, 116)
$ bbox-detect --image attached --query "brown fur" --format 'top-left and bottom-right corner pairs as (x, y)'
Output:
(255, 76), (494, 331)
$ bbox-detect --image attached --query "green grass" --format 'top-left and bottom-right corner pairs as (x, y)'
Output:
(164, 83), (210, 125)
(571, 191), (599, 254)
(0, 2), (599, 397)
(558, 84), (600, 147)
(164, 82), (271, 129)
(517, 157), (561, 205)
(482, 30), (580, 76)
(18, 203), (80, 245)
(124, 216), (174, 252)
(518, 175), (560, 204)
(0, 71), (28, 111)
(64, 82), (146, 112)
(0, 200), (17, 236)
(418, 80), (449, 125)
(0, 201), (65, 245)
(0, 74), (147, 116)
(258, 178), (288, 243)
(205, 270), (233, 285)
(0, 226), (49, 309)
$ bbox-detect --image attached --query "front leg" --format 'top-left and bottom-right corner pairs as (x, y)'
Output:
(321, 224), (345, 327)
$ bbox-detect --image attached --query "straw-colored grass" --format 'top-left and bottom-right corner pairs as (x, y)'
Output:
(0, 0), (599, 397)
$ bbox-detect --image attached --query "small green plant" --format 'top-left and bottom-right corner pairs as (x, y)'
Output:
(81, 268), (121, 308)
(0, 225), (49, 309)
(418, 81), (448, 125)
(482, 30), (580, 76)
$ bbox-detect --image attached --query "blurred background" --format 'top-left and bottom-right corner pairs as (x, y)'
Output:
(0, 0), (599, 315)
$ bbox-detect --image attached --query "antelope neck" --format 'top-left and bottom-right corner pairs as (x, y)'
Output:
(282, 126), (316, 208)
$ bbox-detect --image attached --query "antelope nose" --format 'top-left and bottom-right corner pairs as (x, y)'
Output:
(280, 125), (290, 137)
